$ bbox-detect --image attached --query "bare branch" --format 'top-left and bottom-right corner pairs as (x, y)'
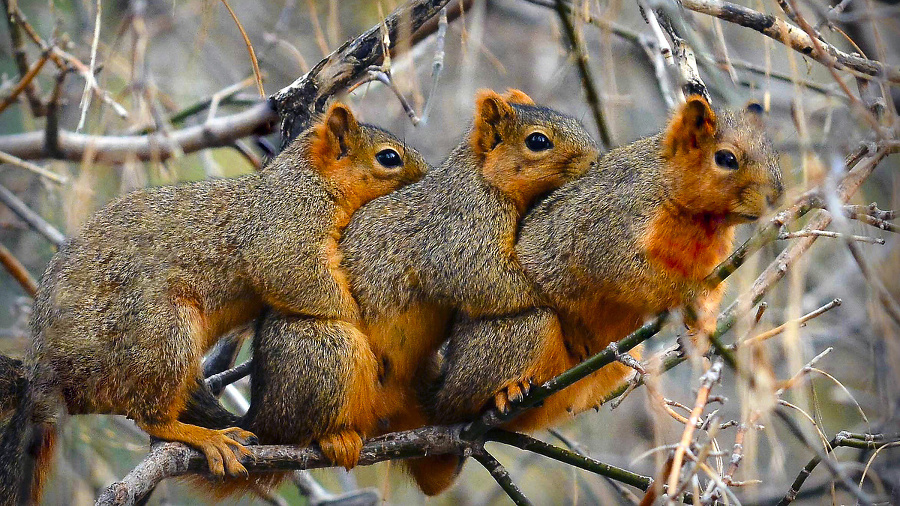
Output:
(0, 0), (457, 162)
(472, 448), (532, 506)
(0, 101), (276, 163)
(0, 242), (37, 296)
(680, 0), (900, 83)
(0, 182), (65, 246)
(95, 426), (469, 506)
(271, 0), (454, 144)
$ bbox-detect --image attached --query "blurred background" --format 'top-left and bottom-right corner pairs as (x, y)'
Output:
(1, 0), (898, 504)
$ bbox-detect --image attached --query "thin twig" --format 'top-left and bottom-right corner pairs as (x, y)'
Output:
(552, 0), (612, 150)
(0, 150), (67, 184)
(488, 430), (655, 492)
(0, 183), (65, 246)
(777, 229), (885, 244)
(2, 0), (46, 116)
(0, 242), (38, 296)
(0, 50), (50, 115)
(76, 0), (102, 132)
(472, 448), (532, 506)
(774, 410), (875, 506)
(220, 0), (265, 97)
(665, 360), (723, 503)
(420, 7), (447, 124)
(743, 299), (841, 346)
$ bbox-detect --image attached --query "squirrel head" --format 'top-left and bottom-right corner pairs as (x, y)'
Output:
(310, 102), (428, 213)
(470, 89), (599, 214)
(661, 96), (783, 224)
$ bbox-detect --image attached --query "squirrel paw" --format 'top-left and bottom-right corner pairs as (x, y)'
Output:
(494, 378), (533, 415)
(199, 428), (256, 478)
(319, 430), (364, 470)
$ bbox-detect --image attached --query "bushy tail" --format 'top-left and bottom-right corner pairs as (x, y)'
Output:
(0, 357), (56, 506)
(405, 455), (465, 496)
(187, 471), (289, 500)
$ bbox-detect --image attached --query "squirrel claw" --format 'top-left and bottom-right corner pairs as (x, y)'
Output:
(222, 427), (258, 446)
(494, 391), (511, 414)
(495, 378), (533, 414)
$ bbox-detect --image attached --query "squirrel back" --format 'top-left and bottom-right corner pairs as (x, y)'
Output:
(343, 89), (598, 323)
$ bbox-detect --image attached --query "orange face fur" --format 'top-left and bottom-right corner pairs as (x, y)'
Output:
(470, 89), (599, 214)
(309, 102), (428, 226)
(660, 97), (783, 224)
(648, 97), (783, 281)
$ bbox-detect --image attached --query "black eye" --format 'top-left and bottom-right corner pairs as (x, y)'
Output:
(715, 150), (739, 170)
(525, 132), (553, 152)
(375, 149), (403, 168)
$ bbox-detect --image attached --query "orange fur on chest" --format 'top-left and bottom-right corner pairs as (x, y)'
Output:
(644, 208), (734, 281)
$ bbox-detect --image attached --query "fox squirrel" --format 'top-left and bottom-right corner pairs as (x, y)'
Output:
(0, 102), (427, 504)
(331, 88), (598, 493)
(420, 96), (785, 494)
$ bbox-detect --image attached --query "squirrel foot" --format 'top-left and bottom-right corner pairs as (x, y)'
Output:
(140, 421), (257, 478)
(318, 429), (364, 470)
(494, 378), (533, 414)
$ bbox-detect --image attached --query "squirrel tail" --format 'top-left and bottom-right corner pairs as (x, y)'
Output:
(405, 455), (465, 496)
(0, 356), (57, 506)
(186, 472), (288, 500)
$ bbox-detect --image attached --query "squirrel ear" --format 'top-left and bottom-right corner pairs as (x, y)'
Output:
(323, 102), (360, 159)
(502, 88), (535, 106)
(745, 102), (764, 116)
(472, 90), (515, 156)
(744, 101), (766, 128)
(666, 95), (717, 153)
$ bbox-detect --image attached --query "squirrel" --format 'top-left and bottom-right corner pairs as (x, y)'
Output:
(421, 96), (785, 494)
(337, 88), (598, 493)
(0, 102), (428, 504)
(169, 88), (597, 497)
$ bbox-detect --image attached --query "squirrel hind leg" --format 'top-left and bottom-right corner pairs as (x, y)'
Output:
(318, 429), (364, 470)
(138, 420), (256, 478)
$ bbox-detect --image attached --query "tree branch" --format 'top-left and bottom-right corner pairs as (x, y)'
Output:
(680, 0), (900, 84)
(270, 0), (455, 145)
(0, 0), (458, 162)
(95, 425), (470, 506)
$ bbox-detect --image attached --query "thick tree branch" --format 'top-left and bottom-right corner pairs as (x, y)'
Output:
(95, 426), (469, 506)
(0, 101), (277, 163)
(270, 0), (455, 144)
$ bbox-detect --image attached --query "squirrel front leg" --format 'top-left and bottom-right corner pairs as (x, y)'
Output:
(430, 308), (570, 430)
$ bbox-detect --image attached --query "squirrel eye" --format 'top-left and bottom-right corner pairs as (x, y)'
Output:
(715, 150), (739, 170)
(375, 148), (403, 168)
(525, 132), (553, 152)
